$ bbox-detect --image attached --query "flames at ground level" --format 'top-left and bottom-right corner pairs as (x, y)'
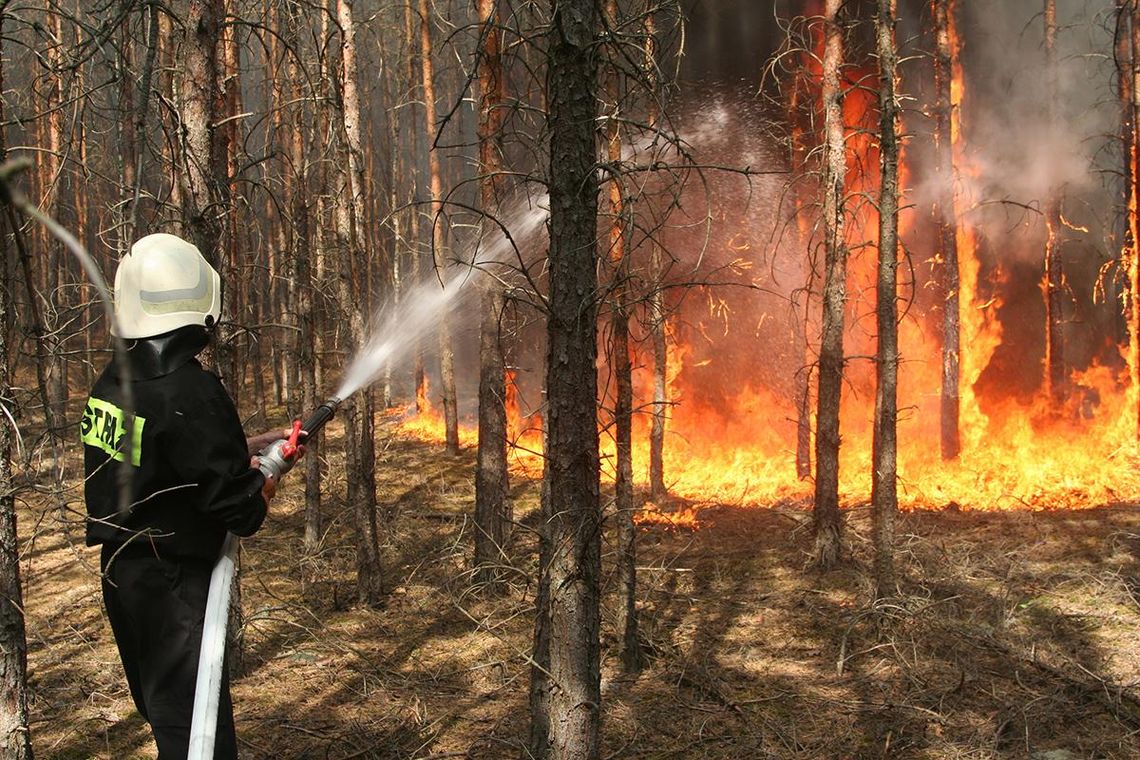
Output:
(394, 356), (1140, 517)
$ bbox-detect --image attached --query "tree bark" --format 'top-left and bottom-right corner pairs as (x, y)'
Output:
(605, 0), (640, 675)
(1124, 2), (1140, 438)
(474, 0), (511, 591)
(175, 0), (227, 266)
(335, 0), (383, 607)
(404, 0), (427, 413)
(0, 16), (34, 754)
(813, 0), (847, 571)
(419, 0), (459, 454)
(280, 0), (322, 558)
(787, 63), (815, 482)
(43, 8), (68, 435)
(872, 0), (900, 600)
(0, 234), (32, 760)
(1116, 3), (1133, 356)
(1044, 0), (1066, 406)
(933, 0), (960, 460)
(530, 0), (602, 756)
(644, 9), (668, 500)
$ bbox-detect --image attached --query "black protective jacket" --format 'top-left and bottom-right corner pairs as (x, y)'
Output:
(82, 328), (267, 561)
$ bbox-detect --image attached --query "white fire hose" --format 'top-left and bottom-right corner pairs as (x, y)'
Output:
(187, 531), (238, 760)
(186, 415), (330, 758)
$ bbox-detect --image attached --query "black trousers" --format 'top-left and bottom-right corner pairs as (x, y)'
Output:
(101, 547), (238, 760)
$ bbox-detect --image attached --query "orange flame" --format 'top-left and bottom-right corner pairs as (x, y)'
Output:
(394, 5), (1140, 517)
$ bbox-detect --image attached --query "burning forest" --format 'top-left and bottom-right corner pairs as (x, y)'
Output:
(397, 0), (1140, 516)
(4, 0), (1140, 758)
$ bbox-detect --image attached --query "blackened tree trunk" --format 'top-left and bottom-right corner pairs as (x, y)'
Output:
(604, 0), (640, 675)
(419, 0), (460, 454)
(528, 420), (553, 756)
(1044, 0), (1066, 405)
(529, 0), (602, 756)
(474, 0), (511, 590)
(787, 68), (815, 482)
(1124, 1), (1140, 437)
(813, 0), (847, 571)
(644, 9), (668, 500)
(873, 0), (900, 600)
(1116, 2), (1133, 354)
(933, 0), (960, 460)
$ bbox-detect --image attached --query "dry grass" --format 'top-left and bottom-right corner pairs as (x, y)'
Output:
(19, 418), (1140, 758)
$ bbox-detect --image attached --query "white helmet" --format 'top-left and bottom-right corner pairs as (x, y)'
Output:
(113, 233), (221, 339)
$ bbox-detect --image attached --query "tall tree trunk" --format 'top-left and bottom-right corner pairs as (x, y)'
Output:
(335, 0), (383, 608)
(44, 8), (68, 435)
(787, 72), (814, 481)
(644, 9), (668, 500)
(176, 0), (226, 268)
(220, 0), (243, 398)
(1044, 0), (1066, 406)
(118, 0), (163, 250)
(528, 420), (553, 757)
(0, 227), (32, 760)
(813, 0), (847, 571)
(604, 0), (639, 675)
(1116, 3), (1133, 355)
(934, 0), (960, 459)
(1123, 2), (1140, 438)
(0, 16), (34, 754)
(787, 65), (815, 482)
(404, 0), (426, 413)
(175, 0), (234, 395)
(280, 0), (321, 558)
(118, 13), (137, 250)
(473, 0), (511, 590)
(419, 0), (459, 454)
(873, 0), (900, 600)
(530, 1), (602, 757)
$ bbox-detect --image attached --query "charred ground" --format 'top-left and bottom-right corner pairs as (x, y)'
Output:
(21, 416), (1140, 759)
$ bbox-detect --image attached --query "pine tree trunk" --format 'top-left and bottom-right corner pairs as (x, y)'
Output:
(0, 19), (34, 754)
(787, 71), (814, 482)
(176, 0), (226, 266)
(1130, 4), (1140, 437)
(813, 0), (847, 571)
(531, 1), (602, 756)
(282, 0), (322, 558)
(0, 253), (32, 760)
(118, 15), (137, 249)
(1116, 3), (1133, 355)
(175, 0), (234, 392)
(528, 443), (553, 757)
(44, 9), (68, 436)
(873, 0), (900, 600)
(404, 1), (427, 413)
(1123, 2), (1140, 438)
(473, 0), (511, 590)
(934, 0), (961, 460)
(644, 10), (668, 501)
(335, 0), (383, 608)
(605, 0), (639, 675)
(1044, 0), (1066, 405)
(419, 0), (459, 454)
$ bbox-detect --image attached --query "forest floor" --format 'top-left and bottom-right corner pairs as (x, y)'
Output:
(19, 412), (1140, 759)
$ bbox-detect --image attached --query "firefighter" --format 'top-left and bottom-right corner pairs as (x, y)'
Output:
(82, 232), (289, 759)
